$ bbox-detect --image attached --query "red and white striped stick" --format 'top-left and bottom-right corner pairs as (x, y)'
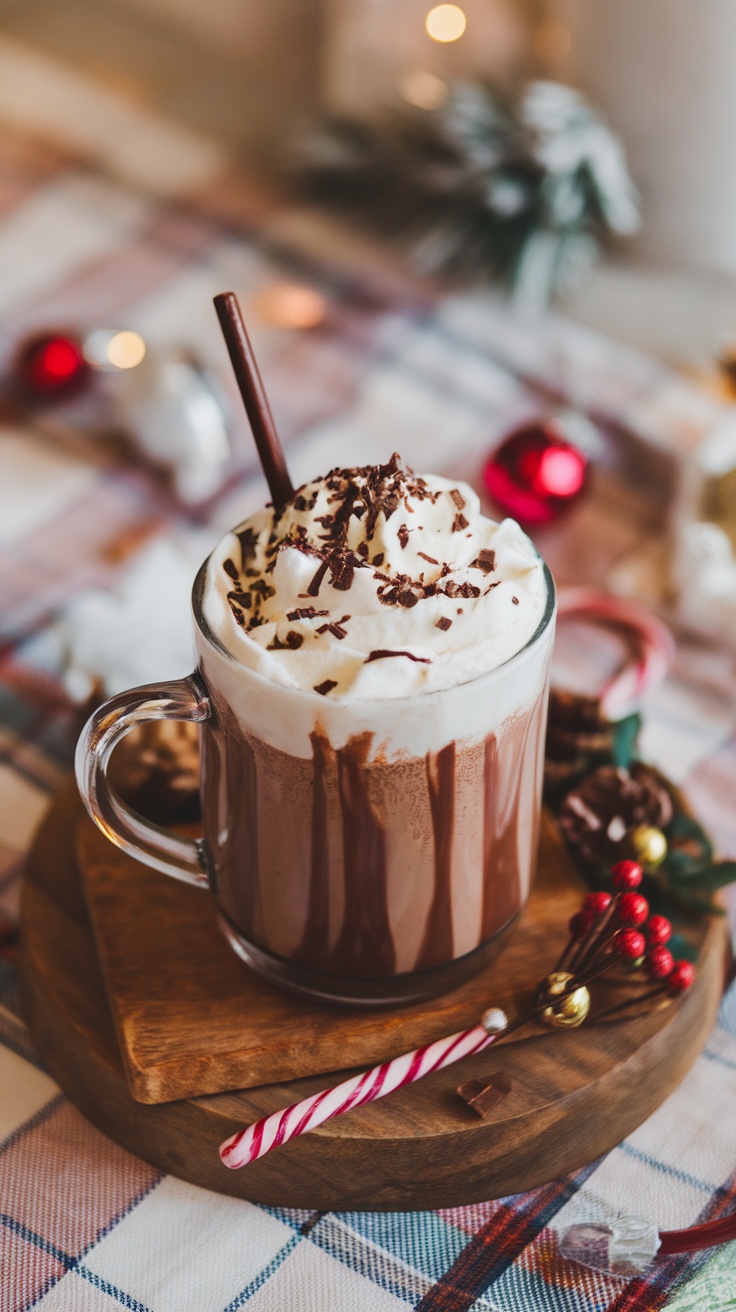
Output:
(220, 1010), (508, 1170)
(556, 589), (675, 721)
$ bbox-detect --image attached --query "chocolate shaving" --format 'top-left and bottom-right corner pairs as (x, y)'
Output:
(472, 549), (496, 574)
(286, 606), (329, 621)
(328, 554), (356, 592)
(251, 578), (275, 598)
(223, 558), (239, 581)
(267, 630), (304, 650)
(232, 454), (460, 634)
(512, 596), (519, 605)
(365, 649), (430, 664)
(317, 615), (350, 639)
(436, 616), (452, 631)
(418, 551), (438, 565)
(442, 580), (481, 599)
(236, 526), (259, 566)
(307, 559), (330, 597)
(450, 488), (466, 510)
(452, 513), (469, 532)
(313, 679), (337, 696)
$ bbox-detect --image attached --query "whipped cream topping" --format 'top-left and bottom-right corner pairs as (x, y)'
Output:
(202, 454), (548, 698)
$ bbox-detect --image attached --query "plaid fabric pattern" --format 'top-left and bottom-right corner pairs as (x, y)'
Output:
(1, 122), (735, 1310)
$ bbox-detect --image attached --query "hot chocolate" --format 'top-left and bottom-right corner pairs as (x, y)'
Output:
(195, 454), (554, 1002)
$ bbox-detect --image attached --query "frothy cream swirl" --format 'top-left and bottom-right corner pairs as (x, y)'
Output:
(202, 454), (548, 698)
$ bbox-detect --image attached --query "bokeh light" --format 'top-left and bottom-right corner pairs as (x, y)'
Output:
(535, 445), (586, 497)
(106, 330), (146, 369)
(254, 283), (327, 329)
(400, 70), (448, 110)
(16, 333), (88, 398)
(426, 4), (467, 43)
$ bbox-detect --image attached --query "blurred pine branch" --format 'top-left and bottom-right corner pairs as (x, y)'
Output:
(294, 80), (639, 305)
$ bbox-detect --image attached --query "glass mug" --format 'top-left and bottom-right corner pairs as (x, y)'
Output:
(76, 558), (556, 1004)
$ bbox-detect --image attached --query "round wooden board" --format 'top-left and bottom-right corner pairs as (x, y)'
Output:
(21, 785), (728, 1210)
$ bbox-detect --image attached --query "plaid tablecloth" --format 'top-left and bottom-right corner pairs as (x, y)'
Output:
(1, 123), (736, 1310)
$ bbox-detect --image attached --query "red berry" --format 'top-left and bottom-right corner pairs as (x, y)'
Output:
(667, 961), (696, 995)
(646, 946), (674, 980)
(617, 892), (649, 926)
(568, 911), (591, 938)
(646, 915), (672, 947)
(585, 891), (612, 916)
(615, 928), (646, 960)
(612, 860), (643, 889)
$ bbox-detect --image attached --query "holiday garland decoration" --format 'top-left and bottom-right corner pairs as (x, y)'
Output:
(295, 80), (640, 304)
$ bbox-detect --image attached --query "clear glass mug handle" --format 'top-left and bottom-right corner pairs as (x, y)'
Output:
(75, 674), (211, 887)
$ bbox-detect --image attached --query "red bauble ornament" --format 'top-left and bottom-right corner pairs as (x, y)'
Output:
(646, 914), (672, 947)
(483, 419), (588, 526)
(667, 961), (696, 995)
(15, 332), (89, 401)
(615, 928), (646, 960)
(585, 891), (612, 916)
(612, 860), (644, 889)
(646, 946), (674, 980)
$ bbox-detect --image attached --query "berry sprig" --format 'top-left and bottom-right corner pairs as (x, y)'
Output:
(553, 860), (696, 1005)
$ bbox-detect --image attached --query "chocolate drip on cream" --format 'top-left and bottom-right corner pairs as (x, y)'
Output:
(329, 734), (394, 976)
(481, 687), (548, 939)
(416, 742), (456, 969)
(294, 731), (331, 965)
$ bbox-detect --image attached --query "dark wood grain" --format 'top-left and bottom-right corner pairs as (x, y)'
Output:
(21, 783), (727, 1210)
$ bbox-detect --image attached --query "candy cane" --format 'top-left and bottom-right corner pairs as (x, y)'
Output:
(219, 1008), (508, 1169)
(556, 589), (675, 721)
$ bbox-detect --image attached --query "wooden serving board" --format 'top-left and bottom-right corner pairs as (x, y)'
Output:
(20, 784), (728, 1209)
(78, 793), (598, 1104)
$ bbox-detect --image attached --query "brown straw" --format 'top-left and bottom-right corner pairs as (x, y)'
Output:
(213, 291), (294, 509)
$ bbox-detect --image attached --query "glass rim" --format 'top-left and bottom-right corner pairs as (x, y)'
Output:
(191, 554), (556, 705)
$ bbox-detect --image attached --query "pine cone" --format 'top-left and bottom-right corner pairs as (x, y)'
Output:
(558, 762), (673, 870)
(107, 720), (200, 823)
(544, 689), (615, 797)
